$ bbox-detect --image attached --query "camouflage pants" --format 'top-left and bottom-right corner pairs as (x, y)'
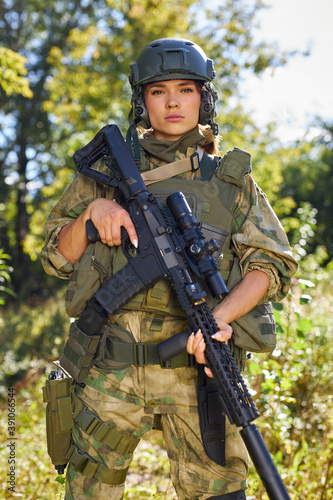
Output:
(65, 372), (248, 500)
(65, 311), (249, 499)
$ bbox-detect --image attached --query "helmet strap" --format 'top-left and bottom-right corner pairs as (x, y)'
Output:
(126, 123), (142, 169)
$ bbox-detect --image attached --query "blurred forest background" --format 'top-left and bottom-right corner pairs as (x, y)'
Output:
(0, 0), (332, 498)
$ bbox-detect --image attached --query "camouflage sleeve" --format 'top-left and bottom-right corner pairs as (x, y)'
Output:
(232, 174), (298, 302)
(40, 173), (97, 279)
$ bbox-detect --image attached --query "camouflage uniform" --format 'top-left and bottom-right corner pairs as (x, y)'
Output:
(41, 134), (297, 499)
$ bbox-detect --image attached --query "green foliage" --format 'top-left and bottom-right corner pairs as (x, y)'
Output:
(0, 375), (66, 499)
(0, 249), (16, 305)
(0, 0), (109, 283)
(0, 46), (33, 98)
(217, 107), (287, 202)
(279, 124), (333, 260)
(24, 166), (75, 262)
(245, 260), (333, 499)
(43, 0), (196, 135)
(0, 287), (68, 394)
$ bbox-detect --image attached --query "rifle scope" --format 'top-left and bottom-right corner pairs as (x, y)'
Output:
(166, 192), (228, 299)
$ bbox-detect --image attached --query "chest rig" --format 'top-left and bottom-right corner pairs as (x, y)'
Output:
(115, 146), (252, 316)
(65, 146), (251, 322)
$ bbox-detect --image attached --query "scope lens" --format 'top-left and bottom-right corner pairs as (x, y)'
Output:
(166, 192), (197, 231)
(166, 192), (191, 221)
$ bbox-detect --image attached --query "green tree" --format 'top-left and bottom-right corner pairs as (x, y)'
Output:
(1, 0), (297, 295)
(279, 122), (333, 260)
(0, 45), (32, 304)
(0, 0), (105, 288)
(0, 46), (33, 98)
(0, 45), (32, 256)
(1, 0), (197, 290)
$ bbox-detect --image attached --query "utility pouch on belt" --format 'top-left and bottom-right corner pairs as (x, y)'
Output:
(60, 320), (101, 384)
(42, 364), (74, 474)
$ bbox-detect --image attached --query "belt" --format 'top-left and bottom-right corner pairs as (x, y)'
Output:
(104, 337), (197, 369)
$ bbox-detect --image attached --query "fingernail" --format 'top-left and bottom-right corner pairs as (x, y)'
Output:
(133, 239), (138, 249)
(211, 332), (222, 340)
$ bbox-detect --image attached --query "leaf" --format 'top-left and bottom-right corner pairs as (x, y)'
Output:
(248, 361), (263, 375)
(298, 279), (315, 288)
(273, 309), (281, 323)
(300, 294), (312, 304)
(297, 318), (312, 333)
(55, 475), (66, 485)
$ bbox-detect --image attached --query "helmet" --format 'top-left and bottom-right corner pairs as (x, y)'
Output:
(129, 38), (218, 134)
(129, 38), (216, 86)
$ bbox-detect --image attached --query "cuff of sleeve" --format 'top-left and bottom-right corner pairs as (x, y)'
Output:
(246, 263), (280, 302)
(43, 223), (74, 277)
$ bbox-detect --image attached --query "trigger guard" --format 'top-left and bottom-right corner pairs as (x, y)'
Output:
(122, 230), (138, 258)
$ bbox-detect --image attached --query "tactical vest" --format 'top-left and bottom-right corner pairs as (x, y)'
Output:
(66, 148), (245, 314)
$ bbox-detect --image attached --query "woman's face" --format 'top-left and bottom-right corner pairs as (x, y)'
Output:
(144, 79), (201, 141)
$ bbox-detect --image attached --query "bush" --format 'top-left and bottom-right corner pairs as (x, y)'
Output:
(246, 264), (333, 499)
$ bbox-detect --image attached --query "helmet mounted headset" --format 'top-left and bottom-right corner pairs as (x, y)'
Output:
(128, 38), (219, 135)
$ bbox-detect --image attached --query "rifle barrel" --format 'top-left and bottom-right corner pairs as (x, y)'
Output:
(241, 424), (291, 500)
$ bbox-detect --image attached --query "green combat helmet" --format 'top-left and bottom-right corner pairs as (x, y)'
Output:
(129, 38), (219, 135)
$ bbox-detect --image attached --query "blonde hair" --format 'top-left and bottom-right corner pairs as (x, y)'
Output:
(198, 124), (221, 155)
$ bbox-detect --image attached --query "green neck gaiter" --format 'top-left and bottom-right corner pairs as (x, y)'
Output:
(139, 126), (206, 163)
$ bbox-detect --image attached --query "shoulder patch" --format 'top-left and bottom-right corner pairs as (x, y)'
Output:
(217, 148), (251, 187)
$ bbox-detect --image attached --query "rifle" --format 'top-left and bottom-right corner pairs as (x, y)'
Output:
(73, 124), (291, 500)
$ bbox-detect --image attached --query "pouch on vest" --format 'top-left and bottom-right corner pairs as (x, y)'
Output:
(42, 365), (74, 474)
(227, 258), (277, 353)
(65, 242), (115, 318)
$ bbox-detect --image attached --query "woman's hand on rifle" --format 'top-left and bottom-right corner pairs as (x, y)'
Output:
(186, 318), (232, 378)
(58, 198), (138, 264)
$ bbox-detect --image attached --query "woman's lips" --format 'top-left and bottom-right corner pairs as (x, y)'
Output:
(165, 114), (184, 122)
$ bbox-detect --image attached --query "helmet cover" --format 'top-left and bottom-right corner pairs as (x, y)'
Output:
(129, 38), (216, 86)
(129, 38), (218, 134)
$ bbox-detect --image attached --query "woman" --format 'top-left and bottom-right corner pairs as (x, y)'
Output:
(41, 38), (297, 500)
